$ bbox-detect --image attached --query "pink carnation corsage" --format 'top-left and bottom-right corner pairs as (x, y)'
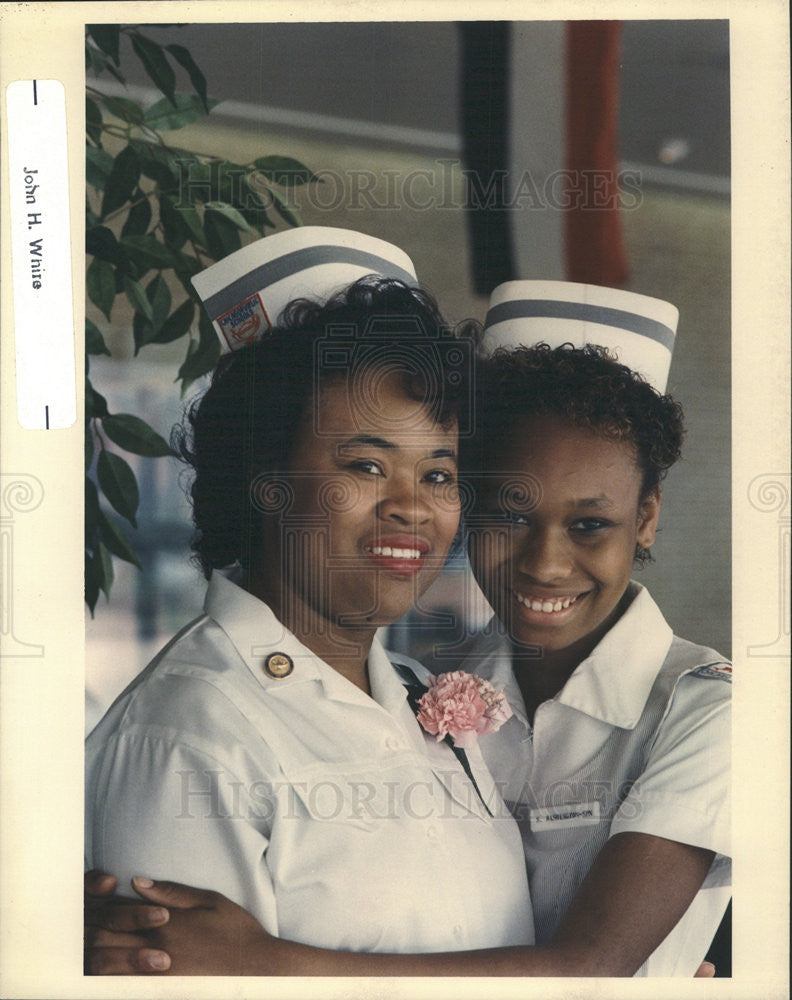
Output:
(416, 670), (512, 749)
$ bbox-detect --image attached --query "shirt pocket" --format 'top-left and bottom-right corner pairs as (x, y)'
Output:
(276, 760), (396, 833)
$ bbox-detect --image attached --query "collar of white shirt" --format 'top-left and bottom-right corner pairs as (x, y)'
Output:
(477, 582), (674, 731)
(204, 567), (498, 820)
(205, 566), (414, 712)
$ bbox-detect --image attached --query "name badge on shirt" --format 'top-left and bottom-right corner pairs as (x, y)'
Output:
(529, 802), (601, 831)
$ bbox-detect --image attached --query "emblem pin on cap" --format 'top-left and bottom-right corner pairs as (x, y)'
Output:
(191, 227), (418, 354)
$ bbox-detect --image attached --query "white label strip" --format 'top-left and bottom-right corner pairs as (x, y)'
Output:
(5, 80), (77, 430)
(529, 801), (601, 831)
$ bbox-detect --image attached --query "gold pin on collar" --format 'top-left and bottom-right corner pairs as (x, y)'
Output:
(264, 652), (294, 678)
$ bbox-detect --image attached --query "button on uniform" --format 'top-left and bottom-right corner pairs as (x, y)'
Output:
(264, 652), (293, 678)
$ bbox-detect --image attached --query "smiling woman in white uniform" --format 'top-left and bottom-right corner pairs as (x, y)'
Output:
(84, 238), (533, 967)
(86, 281), (727, 978)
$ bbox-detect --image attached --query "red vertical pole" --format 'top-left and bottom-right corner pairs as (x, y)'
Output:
(564, 21), (629, 286)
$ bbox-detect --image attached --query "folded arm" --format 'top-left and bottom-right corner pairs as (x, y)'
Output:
(85, 831), (713, 976)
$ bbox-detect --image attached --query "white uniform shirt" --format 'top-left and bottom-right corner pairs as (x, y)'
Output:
(454, 582), (731, 976)
(86, 569), (534, 954)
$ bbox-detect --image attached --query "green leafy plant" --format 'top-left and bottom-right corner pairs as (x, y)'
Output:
(85, 24), (319, 613)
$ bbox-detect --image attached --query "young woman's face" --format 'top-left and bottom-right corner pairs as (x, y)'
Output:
(254, 368), (460, 629)
(467, 415), (660, 656)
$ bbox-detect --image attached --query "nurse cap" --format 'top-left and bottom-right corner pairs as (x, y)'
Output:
(482, 280), (679, 392)
(191, 226), (418, 353)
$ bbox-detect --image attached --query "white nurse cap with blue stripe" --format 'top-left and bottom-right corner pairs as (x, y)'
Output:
(192, 227), (418, 353)
(483, 280), (679, 392)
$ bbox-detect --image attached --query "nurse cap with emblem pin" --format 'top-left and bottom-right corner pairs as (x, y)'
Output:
(191, 226), (418, 354)
(482, 280), (679, 392)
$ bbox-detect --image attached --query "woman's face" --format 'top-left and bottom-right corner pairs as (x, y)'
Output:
(253, 368), (460, 631)
(467, 414), (660, 656)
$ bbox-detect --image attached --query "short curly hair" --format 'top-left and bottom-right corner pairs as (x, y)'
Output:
(174, 276), (476, 578)
(461, 343), (685, 563)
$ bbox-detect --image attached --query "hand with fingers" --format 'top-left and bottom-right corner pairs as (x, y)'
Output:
(84, 871), (284, 975)
(85, 870), (172, 974)
(85, 869), (720, 977)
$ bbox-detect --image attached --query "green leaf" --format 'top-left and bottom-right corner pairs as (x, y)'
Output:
(165, 42), (209, 111)
(173, 159), (212, 204)
(86, 317), (111, 357)
(131, 32), (176, 106)
(101, 145), (140, 219)
(96, 541), (115, 598)
(98, 508), (142, 569)
(86, 257), (116, 320)
(87, 24), (120, 65)
(204, 200), (258, 236)
(98, 449), (139, 527)
(86, 96), (103, 146)
(86, 225), (127, 267)
(148, 274), (172, 332)
(253, 155), (321, 187)
(85, 549), (101, 615)
(159, 194), (189, 249)
(120, 191), (153, 238)
(148, 297), (195, 346)
(132, 311), (155, 354)
(98, 94), (144, 125)
(120, 234), (178, 271)
(129, 140), (184, 191)
(212, 161), (249, 206)
(102, 413), (175, 457)
(203, 208), (242, 260)
(172, 249), (205, 276)
(268, 187), (302, 228)
(124, 276), (154, 322)
(114, 262), (139, 294)
(178, 312), (220, 390)
(177, 204), (207, 247)
(86, 379), (109, 419)
(85, 475), (101, 532)
(131, 273), (171, 352)
(86, 537), (115, 609)
(86, 145), (114, 190)
(85, 41), (108, 78)
(103, 60), (127, 88)
(85, 421), (95, 471)
(86, 197), (100, 229)
(85, 477), (105, 602)
(172, 252), (205, 297)
(238, 176), (274, 231)
(143, 93), (219, 131)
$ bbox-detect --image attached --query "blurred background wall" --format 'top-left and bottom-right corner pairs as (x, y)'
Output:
(86, 19), (730, 728)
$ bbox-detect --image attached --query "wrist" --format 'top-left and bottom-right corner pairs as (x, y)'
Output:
(244, 925), (291, 976)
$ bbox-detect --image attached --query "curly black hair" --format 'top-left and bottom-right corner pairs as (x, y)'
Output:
(461, 343), (685, 563)
(174, 276), (477, 578)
